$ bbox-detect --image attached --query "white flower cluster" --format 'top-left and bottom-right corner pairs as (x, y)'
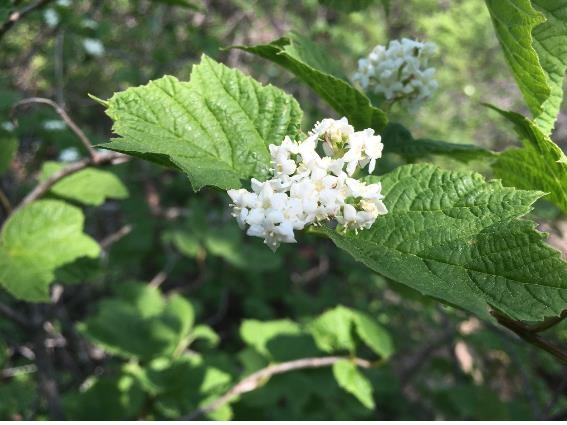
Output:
(227, 118), (388, 251)
(352, 38), (438, 108)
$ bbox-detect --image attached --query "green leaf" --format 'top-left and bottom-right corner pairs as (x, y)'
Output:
(308, 306), (356, 353)
(79, 283), (195, 360)
(382, 123), (493, 163)
(189, 324), (220, 348)
(236, 33), (388, 131)
(491, 107), (567, 215)
(332, 359), (375, 409)
(240, 319), (302, 359)
(39, 161), (129, 206)
(351, 310), (394, 359)
(99, 55), (302, 191)
(63, 372), (145, 420)
(318, 164), (567, 322)
(308, 305), (393, 358)
(0, 131), (17, 174)
(0, 200), (100, 301)
(485, 0), (567, 134)
(318, 0), (376, 13)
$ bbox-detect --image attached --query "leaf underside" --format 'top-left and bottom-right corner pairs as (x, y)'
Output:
(485, 0), (567, 135)
(236, 33), (388, 132)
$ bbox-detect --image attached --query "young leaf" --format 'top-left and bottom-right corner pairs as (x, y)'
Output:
(99, 55), (302, 191)
(382, 123), (493, 163)
(240, 319), (302, 359)
(39, 161), (129, 206)
(0, 200), (100, 301)
(317, 164), (567, 322)
(308, 305), (393, 358)
(491, 107), (567, 215)
(332, 359), (375, 409)
(485, 0), (567, 134)
(79, 283), (195, 360)
(236, 34), (388, 131)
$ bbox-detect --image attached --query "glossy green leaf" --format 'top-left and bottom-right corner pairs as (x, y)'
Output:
(491, 107), (567, 215)
(485, 0), (567, 134)
(0, 200), (100, 301)
(236, 34), (387, 131)
(382, 123), (493, 163)
(39, 161), (129, 206)
(79, 283), (195, 360)
(332, 359), (375, 409)
(99, 55), (302, 191)
(318, 164), (567, 322)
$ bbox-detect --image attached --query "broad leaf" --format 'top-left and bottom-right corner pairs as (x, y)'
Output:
(382, 123), (493, 163)
(39, 161), (129, 206)
(485, 0), (567, 134)
(0, 200), (100, 301)
(308, 305), (393, 358)
(318, 164), (567, 322)
(79, 283), (195, 360)
(236, 34), (388, 131)
(240, 319), (302, 359)
(491, 107), (567, 215)
(99, 55), (302, 190)
(332, 359), (375, 409)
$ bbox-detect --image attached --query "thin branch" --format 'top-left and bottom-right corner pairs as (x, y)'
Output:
(183, 356), (374, 420)
(100, 224), (132, 250)
(0, 0), (55, 41)
(13, 152), (127, 213)
(0, 301), (29, 328)
(12, 97), (97, 160)
(491, 310), (567, 364)
(0, 187), (12, 215)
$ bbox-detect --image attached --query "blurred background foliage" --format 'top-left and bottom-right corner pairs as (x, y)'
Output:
(1, 0), (567, 420)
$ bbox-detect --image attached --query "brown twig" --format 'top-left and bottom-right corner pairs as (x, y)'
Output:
(491, 310), (567, 365)
(13, 152), (127, 213)
(0, 0), (55, 41)
(11, 97), (97, 161)
(0, 187), (12, 215)
(100, 224), (132, 250)
(183, 356), (374, 420)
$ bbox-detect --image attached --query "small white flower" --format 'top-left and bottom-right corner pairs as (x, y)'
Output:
(352, 38), (438, 109)
(227, 117), (388, 251)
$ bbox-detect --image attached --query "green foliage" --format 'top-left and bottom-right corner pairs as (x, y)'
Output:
(166, 208), (282, 271)
(491, 107), (567, 215)
(0, 200), (99, 301)
(382, 123), (493, 163)
(309, 305), (393, 358)
(332, 359), (375, 409)
(485, 0), (567, 134)
(0, 131), (17, 174)
(39, 161), (129, 206)
(318, 164), (567, 321)
(237, 33), (388, 131)
(99, 55), (302, 191)
(79, 283), (195, 361)
(318, 0), (377, 13)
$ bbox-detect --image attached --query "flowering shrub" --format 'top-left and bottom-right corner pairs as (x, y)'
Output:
(228, 118), (387, 251)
